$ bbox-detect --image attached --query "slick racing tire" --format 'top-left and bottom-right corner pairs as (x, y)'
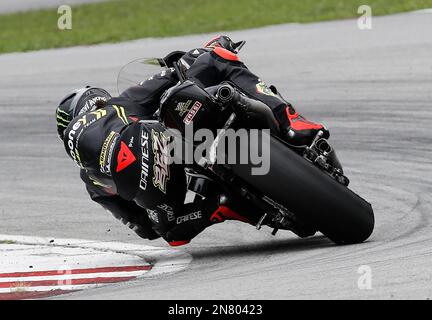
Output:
(228, 131), (374, 244)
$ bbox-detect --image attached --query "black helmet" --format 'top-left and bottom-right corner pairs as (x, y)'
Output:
(55, 86), (111, 140)
(204, 35), (246, 53)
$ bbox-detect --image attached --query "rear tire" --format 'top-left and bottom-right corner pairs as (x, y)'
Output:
(229, 131), (374, 244)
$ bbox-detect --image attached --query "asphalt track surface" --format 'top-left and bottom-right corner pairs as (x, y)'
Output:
(0, 12), (431, 299)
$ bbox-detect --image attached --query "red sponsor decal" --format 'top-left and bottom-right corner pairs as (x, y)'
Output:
(116, 141), (136, 173)
(183, 101), (202, 125)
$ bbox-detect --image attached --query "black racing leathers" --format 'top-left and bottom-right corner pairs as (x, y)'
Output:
(122, 48), (291, 130)
(120, 68), (178, 117)
(121, 47), (327, 145)
(185, 48), (292, 130)
(63, 97), (161, 240)
(63, 98), (220, 244)
(81, 171), (160, 240)
(109, 121), (220, 245)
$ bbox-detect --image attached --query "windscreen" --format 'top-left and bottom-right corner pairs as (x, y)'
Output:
(116, 57), (166, 95)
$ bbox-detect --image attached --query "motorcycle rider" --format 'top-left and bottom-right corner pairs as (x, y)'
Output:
(56, 86), (254, 246)
(122, 35), (328, 146)
(56, 35), (327, 245)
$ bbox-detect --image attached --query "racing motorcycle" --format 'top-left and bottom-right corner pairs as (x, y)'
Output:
(118, 58), (374, 244)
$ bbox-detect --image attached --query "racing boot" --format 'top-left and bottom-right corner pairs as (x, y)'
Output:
(284, 104), (329, 147)
(210, 195), (254, 225)
(160, 195), (222, 246)
(164, 194), (257, 246)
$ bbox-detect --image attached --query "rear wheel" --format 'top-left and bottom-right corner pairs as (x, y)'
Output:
(228, 131), (374, 244)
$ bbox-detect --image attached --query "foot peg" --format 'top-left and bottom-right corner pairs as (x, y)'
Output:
(256, 213), (279, 236)
(256, 213), (268, 230)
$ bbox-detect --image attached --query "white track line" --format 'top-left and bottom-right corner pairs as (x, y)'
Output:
(0, 235), (192, 296)
(0, 234), (192, 277)
(0, 284), (111, 293)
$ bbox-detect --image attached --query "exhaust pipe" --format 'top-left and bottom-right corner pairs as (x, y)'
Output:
(316, 139), (332, 154)
(216, 83), (280, 134)
(216, 84), (236, 103)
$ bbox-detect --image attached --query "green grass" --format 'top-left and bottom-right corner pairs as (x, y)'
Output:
(0, 240), (17, 244)
(1, 0), (432, 54)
